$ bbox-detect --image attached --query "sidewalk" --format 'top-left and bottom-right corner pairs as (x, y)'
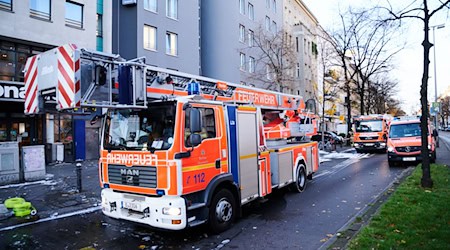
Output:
(0, 160), (101, 231)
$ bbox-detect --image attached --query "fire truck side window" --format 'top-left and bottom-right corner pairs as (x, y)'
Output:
(185, 107), (216, 147)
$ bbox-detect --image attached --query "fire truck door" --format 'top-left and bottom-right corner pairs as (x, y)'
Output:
(237, 109), (259, 203)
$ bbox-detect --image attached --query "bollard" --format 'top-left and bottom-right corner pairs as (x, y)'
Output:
(76, 159), (83, 192)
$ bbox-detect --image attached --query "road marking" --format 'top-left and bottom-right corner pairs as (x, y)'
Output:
(313, 153), (374, 182)
(0, 206), (101, 232)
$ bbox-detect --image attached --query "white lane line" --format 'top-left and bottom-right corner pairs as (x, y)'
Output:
(0, 206), (101, 232)
(313, 154), (373, 182)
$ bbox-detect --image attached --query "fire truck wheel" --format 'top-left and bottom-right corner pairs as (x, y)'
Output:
(291, 164), (307, 193)
(209, 189), (236, 234)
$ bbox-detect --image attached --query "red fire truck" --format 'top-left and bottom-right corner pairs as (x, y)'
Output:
(24, 44), (319, 233)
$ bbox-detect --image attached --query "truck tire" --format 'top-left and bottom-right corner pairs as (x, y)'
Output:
(355, 148), (362, 154)
(209, 189), (236, 234)
(291, 164), (307, 193)
(388, 160), (395, 167)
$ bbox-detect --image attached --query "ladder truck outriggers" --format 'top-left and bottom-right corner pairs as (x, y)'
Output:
(24, 44), (319, 233)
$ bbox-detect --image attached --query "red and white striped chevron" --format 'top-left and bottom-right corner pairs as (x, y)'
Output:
(57, 43), (81, 110)
(24, 54), (39, 114)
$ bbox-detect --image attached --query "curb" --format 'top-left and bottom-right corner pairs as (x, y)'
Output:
(318, 166), (414, 250)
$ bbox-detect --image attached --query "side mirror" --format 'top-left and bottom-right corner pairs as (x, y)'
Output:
(189, 108), (202, 133)
(189, 134), (202, 147)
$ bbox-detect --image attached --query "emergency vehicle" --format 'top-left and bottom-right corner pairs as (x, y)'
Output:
(353, 114), (392, 153)
(23, 44), (319, 233)
(387, 116), (437, 167)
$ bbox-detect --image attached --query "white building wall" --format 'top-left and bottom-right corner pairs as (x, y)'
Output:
(0, 0), (97, 49)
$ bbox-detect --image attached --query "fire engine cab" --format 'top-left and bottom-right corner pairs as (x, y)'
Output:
(24, 45), (319, 233)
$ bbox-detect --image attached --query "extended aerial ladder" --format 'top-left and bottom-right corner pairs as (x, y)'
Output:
(24, 44), (317, 139)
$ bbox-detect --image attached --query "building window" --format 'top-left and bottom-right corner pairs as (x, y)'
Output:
(0, 0), (12, 11)
(65, 1), (83, 28)
(143, 25), (157, 51)
(240, 53), (246, 71)
(296, 63), (300, 78)
(0, 41), (47, 82)
(248, 29), (254, 47)
(96, 14), (103, 37)
(239, 24), (245, 43)
(249, 57), (255, 73)
(144, 0), (157, 12)
(166, 32), (178, 56)
(265, 16), (270, 31)
(30, 0), (51, 20)
(166, 0), (177, 19)
(271, 21), (277, 33)
(296, 37), (299, 52)
(248, 3), (254, 20)
(266, 0), (270, 9)
(272, 0), (276, 13)
(239, 0), (244, 15)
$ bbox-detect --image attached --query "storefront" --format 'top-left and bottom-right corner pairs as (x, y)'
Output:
(0, 39), (100, 163)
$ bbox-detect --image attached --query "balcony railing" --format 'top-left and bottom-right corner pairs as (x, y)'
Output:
(30, 9), (51, 20)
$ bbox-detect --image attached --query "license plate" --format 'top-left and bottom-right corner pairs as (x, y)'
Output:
(403, 157), (416, 161)
(123, 201), (142, 211)
(365, 143), (374, 146)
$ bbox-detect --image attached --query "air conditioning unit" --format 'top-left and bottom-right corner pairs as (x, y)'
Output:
(122, 0), (137, 6)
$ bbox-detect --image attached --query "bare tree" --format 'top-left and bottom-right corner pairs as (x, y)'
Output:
(385, 97), (406, 116)
(366, 76), (399, 113)
(379, 0), (450, 188)
(325, 11), (361, 136)
(348, 8), (404, 115)
(245, 26), (297, 92)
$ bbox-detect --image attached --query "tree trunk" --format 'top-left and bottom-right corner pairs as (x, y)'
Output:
(420, 2), (433, 188)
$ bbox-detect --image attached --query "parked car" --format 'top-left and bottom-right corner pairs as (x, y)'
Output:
(311, 131), (344, 145)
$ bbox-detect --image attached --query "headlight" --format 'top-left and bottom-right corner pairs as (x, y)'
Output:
(428, 145), (431, 150)
(380, 143), (386, 147)
(387, 146), (394, 152)
(163, 207), (181, 216)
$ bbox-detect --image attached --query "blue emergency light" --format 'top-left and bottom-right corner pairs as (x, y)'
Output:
(187, 81), (200, 95)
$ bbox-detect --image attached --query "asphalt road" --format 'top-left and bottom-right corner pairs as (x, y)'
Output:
(0, 150), (409, 250)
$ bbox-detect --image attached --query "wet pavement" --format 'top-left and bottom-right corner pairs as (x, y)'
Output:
(0, 136), (448, 249)
(0, 160), (101, 231)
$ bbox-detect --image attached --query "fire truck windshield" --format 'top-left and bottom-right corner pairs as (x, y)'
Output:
(355, 120), (383, 132)
(103, 102), (176, 151)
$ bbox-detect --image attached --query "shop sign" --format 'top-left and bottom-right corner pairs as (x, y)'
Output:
(0, 82), (25, 102)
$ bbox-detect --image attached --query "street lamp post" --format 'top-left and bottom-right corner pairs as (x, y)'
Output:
(431, 24), (445, 128)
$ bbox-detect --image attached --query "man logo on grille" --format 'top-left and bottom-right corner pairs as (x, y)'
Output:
(405, 146), (411, 152)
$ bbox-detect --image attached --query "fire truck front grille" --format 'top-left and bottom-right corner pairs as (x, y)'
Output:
(360, 136), (378, 140)
(395, 146), (421, 153)
(108, 165), (157, 188)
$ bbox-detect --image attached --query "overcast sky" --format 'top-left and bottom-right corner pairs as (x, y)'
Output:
(303, 0), (450, 114)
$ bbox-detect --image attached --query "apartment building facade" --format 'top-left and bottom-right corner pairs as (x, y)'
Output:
(283, 0), (318, 100)
(112, 0), (200, 75)
(201, 0), (283, 88)
(0, 0), (112, 161)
